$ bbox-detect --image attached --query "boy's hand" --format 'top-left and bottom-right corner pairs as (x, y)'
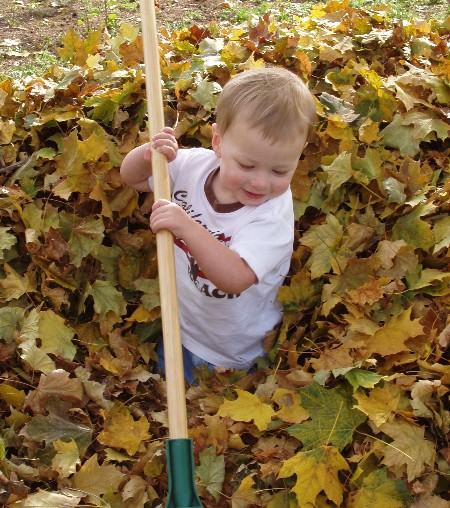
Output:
(150, 127), (178, 162)
(150, 199), (192, 237)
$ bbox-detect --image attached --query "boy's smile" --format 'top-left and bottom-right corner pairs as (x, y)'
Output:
(211, 120), (306, 207)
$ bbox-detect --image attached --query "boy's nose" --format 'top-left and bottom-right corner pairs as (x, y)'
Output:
(251, 172), (269, 190)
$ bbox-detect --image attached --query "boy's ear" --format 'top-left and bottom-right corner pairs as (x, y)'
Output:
(211, 123), (222, 157)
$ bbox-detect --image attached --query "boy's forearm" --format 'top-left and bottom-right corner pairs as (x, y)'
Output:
(181, 222), (257, 294)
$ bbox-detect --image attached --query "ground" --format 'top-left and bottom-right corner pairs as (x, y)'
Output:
(0, 0), (259, 77)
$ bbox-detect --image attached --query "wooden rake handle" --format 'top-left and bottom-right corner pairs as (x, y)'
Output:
(139, 0), (188, 440)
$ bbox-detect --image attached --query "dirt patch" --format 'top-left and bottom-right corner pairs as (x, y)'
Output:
(0, 0), (258, 77)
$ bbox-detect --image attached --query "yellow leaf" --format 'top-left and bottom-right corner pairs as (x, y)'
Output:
(6, 408), (30, 428)
(98, 411), (151, 455)
(272, 389), (310, 424)
(0, 263), (36, 301)
(278, 446), (349, 507)
(79, 131), (109, 162)
(38, 310), (76, 360)
(52, 439), (80, 478)
(0, 384), (26, 409)
(217, 389), (276, 432)
(353, 384), (403, 427)
(72, 453), (125, 499)
(231, 474), (259, 507)
(358, 118), (381, 144)
(20, 343), (56, 374)
(366, 307), (424, 356)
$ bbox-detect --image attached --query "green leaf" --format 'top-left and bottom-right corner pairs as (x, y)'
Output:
(380, 114), (420, 156)
(288, 383), (366, 450)
(68, 217), (105, 267)
(0, 226), (17, 261)
(392, 206), (435, 251)
(23, 414), (92, 455)
(133, 278), (160, 311)
(87, 280), (127, 320)
(196, 447), (225, 502)
(341, 368), (383, 392)
(0, 307), (23, 343)
(322, 152), (354, 194)
(190, 78), (222, 112)
(433, 216), (450, 253)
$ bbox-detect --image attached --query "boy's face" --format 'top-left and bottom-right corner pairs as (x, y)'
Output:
(211, 120), (307, 207)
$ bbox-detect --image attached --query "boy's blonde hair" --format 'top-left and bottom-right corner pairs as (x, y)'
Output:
(215, 67), (316, 144)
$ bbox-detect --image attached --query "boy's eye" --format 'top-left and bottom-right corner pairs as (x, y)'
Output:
(239, 162), (253, 170)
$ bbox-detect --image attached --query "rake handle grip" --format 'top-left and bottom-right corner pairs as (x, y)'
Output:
(139, 0), (188, 440)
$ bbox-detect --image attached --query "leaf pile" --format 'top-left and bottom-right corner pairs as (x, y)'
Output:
(0, 1), (449, 506)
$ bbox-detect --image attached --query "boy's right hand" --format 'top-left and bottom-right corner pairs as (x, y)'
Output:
(150, 127), (178, 163)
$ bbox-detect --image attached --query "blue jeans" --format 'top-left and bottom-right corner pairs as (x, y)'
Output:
(155, 340), (216, 384)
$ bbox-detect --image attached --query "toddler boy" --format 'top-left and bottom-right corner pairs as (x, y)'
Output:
(120, 66), (316, 383)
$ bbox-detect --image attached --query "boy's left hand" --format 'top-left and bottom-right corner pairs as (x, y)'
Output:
(150, 199), (192, 238)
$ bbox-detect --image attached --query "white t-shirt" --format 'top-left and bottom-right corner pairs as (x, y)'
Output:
(150, 148), (294, 369)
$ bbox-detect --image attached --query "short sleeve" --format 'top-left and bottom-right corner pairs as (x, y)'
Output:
(229, 197), (294, 282)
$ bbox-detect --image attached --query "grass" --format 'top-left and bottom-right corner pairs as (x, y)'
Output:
(1, 0), (449, 80)
(0, 49), (58, 81)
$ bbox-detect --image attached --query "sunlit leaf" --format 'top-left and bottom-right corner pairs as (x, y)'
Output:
(71, 453), (125, 499)
(97, 410), (151, 455)
(278, 446), (349, 507)
(217, 389), (276, 431)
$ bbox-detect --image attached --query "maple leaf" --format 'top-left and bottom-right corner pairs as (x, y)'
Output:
(379, 420), (436, 481)
(301, 214), (343, 279)
(85, 279), (127, 320)
(71, 453), (125, 500)
(10, 489), (82, 507)
(278, 445), (349, 507)
(365, 307), (424, 357)
(288, 383), (366, 450)
(231, 474), (260, 507)
(38, 309), (76, 360)
(340, 367), (383, 392)
(0, 263), (36, 301)
(277, 269), (322, 312)
(348, 468), (411, 507)
(0, 306), (23, 342)
(68, 217), (105, 267)
(0, 226), (16, 260)
(272, 388), (310, 424)
(196, 446), (225, 501)
(97, 407), (151, 455)
(353, 383), (405, 427)
(217, 389), (276, 431)
(392, 204), (435, 252)
(19, 343), (56, 375)
(52, 439), (81, 478)
(22, 414), (92, 455)
(24, 369), (84, 414)
(322, 151), (354, 193)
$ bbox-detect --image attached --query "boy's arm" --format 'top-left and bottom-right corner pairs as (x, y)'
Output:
(151, 200), (257, 294)
(120, 143), (152, 192)
(120, 128), (178, 192)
